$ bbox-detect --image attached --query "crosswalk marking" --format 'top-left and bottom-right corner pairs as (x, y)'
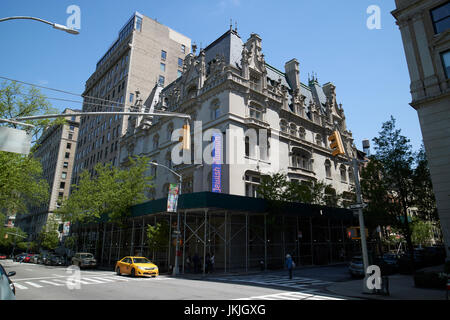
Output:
(39, 280), (64, 286)
(12, 274), (171, 290)
(210, 274), (334, 291)
(24, 282), (43, 288)
(14, 283), (28, 290)
(235, 291), (345, 301)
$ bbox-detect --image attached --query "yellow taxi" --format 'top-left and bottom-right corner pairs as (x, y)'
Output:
(115, 256), (159, 277)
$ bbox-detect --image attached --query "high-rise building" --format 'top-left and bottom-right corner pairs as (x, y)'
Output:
(391, 0), (450, 258)
(72, 12), (191, 185)
(16, 108), (80, 239)
(121, 28), (358, 202)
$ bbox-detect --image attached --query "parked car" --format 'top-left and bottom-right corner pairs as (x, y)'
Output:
(0, 263), (16, 300)
(46, 254), (64, 266)
(423, 246), (446, 266)
(14, 253), (27, 262)
(72, 252), (97, 269)
(115, 256), (159, 277)
(38, 253), (50, 265)
(30, 254), (40, 264)
(0, 254), (7, 260)
(398, 249), (426, 273)
(23, 253), (35, 263)
(375, 253), (399, 275)
(348, 256), (365, 278)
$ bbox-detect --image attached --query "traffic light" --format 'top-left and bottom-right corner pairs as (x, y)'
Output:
(178, 121), (190, 150)
(346, 227), (368, 240)
(328, 130), (345, 157)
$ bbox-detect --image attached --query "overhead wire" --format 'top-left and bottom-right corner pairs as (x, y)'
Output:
(0, 75), (141, 112)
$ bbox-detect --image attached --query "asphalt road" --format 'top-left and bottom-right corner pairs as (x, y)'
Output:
(1, 260), (352, 300)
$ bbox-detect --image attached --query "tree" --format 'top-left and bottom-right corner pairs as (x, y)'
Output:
(411, 217), (433, 247)
(0, 81), (62, 217)
(0, 151), (49, 213)
(257, 172), (343, 207)
(412, 145), (438, 222)
(360, 116), (436, 271)
(146, 220), (169, 261)
(57, 156), (154, 224)
(0, 80), (63, 142)
(37, 214), (60, 251)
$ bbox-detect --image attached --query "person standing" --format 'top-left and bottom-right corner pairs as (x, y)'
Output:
(210, 253), (215, 273)
(193, 253), (200, 273)
(285, 254), (293, 279)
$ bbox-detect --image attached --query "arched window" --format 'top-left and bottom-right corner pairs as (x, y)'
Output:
(340, 164), (347, 182)
(316, 134), (322, 146)
(289, 123), (297, 136)
(298, 127), (306, 140)
(280, 119), (288, 133)
(187, 86), (197, 100)
(325, 159), (332, 178)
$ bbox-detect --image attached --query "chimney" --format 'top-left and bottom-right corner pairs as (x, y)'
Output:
(284, 58), (300, 91)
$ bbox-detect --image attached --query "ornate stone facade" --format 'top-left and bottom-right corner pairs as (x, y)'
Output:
(121, 28), (358, 201)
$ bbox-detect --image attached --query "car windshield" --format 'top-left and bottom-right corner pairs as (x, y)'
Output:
(81, 254), (93, 259)
(132, 258), (151, 264)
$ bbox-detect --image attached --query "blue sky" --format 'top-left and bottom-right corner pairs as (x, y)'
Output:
(0, 0), (423, 153)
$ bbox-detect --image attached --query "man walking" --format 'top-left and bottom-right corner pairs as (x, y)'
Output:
(285, 254), (293, 279)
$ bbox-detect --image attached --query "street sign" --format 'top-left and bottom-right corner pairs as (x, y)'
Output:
(349, 203), (367, 210)
(0, 127), (32, 155)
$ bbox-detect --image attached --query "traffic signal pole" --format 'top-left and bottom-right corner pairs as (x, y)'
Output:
(350, 158), (371, 293)
(329, 127), (371, 293)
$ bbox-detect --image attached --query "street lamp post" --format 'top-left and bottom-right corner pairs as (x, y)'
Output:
(149, 162), (182, 276)
(0, 16), (79, 34)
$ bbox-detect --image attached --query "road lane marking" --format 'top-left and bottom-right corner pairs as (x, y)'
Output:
(39, 280), (64, 286)
(24, 282), (43, 288)
(14, 283), (28, 290)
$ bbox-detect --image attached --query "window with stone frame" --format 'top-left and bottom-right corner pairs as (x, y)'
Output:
(245, 172), (261, 198)
(291, 148), (312, 171)
(280, 119), (288, 133)
(298, 127), (306, 140)
(325, 159), (332, 179)
(340, 164), (347, 182)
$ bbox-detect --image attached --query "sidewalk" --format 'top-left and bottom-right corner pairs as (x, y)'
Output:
(325, 273), (447, 300)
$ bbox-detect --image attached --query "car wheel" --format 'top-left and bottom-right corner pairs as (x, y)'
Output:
(116, 267), (121, 276)
(131, 268), (135, 277)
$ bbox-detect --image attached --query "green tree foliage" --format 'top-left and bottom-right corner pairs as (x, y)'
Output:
(360, 116), (437, 265)
(146, 220), (169, 261)
(257, 173), (343, 207)
(0, 151), (49, 213)
(0, 81), (63, 217)
(411, 217), (434, 247)
(58, 156), (154, 224)
(0, 80), (63, 142)
(37, 214), (60, 251)
(0, 225), (27, 253)
(412, 145), (438, 222)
